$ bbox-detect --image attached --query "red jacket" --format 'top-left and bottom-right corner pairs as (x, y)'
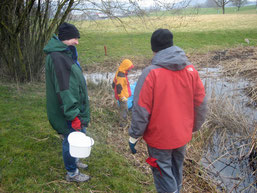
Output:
(129, 46), (207, 149)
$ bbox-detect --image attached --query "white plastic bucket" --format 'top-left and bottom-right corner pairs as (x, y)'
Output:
(68, 131), (94, 158)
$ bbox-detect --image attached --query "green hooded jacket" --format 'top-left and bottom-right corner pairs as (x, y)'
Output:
(44, 34), (90, 135)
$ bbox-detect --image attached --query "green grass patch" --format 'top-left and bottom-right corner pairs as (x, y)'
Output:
(74, 12), (257, 70)
(0, 83), (154, 192)
(194, 5), (257, 15)
(175, 29), (257, 52)
(78, 28), (257, 69)
(78, 31), (152, 66)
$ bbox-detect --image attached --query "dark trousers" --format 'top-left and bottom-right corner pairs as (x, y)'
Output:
(119, 100), (128, 120)
(62, 127), (86, 173)
(147, 145), (186, 193)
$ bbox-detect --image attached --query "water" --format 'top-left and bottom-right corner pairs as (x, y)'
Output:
(200, 67), (256, 192)
(84, 70), (140, 85)
(200, 67), (257, 120)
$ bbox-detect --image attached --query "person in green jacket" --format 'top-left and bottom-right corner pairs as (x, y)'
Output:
(44, 22), (90, 182)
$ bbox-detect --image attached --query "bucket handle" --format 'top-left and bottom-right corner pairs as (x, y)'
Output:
(87, 136), (94, 147)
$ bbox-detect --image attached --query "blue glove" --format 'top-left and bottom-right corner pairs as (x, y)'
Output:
(129, 137), (140, 154)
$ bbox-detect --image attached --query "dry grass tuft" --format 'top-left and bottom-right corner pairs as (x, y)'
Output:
(189, 46), (257, 105)
(220, 47), (257, 105)
(201, 91), (257, 192)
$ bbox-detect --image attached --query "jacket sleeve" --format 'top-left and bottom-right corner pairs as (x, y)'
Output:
(193, 72), (207, 132)
(50, 52), (80, 121)
(129, 67), (152, 138)
(58, 82), (80, 121)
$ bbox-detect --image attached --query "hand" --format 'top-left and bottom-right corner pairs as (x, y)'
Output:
(71, 116), (82, 131)
(121, 97), (128, 102)
(129, 136), (139, 154)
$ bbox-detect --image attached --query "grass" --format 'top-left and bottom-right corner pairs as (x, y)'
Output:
(0, 82), (154, 192)
(78, 28), (257, 70)
(177, 5), (257, 15)
(75, 13), (257, 70)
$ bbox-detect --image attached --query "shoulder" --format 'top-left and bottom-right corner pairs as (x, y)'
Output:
(50, 51), (67, 59)
(50, 51), (73, 71)
(185, 65), (196, 72)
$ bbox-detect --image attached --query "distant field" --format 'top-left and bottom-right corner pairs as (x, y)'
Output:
(186, 5), (257, 15)
(156, 5), (257, 15)
(74, 7), (257, 70)
(78, 12), (257, 33)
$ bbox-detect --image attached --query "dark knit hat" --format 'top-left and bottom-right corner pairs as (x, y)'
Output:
(58, 22), (80, 41)
(151, 28), (173, 52)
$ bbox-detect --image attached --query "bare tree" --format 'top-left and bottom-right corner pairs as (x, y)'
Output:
(212, 0), (231, 14)
(231, 0), (248, 11)
(0, 0), (192, 82)
(0, 0), (76, 82)
(74, 0), (192, 32)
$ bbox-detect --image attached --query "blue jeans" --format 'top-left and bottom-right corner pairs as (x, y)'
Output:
(62, 127), (86, 173)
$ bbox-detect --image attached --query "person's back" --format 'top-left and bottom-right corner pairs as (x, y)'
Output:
(128, 28), (207, 193)
(136, 45), (206, 149)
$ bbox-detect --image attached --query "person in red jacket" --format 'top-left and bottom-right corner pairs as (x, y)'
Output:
(128, 29), (207, 193)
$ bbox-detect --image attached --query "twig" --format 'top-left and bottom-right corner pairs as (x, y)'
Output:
(27, 136), (49, 142)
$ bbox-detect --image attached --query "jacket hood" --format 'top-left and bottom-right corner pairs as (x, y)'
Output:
(151, 46), (190, 71)
(43, 34), (68, 54)
(118, 59), (134, 73)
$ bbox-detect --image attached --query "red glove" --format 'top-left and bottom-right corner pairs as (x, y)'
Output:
(146, 157), (162, 176)
(71, 117), (82, 131)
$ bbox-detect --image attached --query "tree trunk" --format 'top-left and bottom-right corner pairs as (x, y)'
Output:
(0, 0), (74, 82)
